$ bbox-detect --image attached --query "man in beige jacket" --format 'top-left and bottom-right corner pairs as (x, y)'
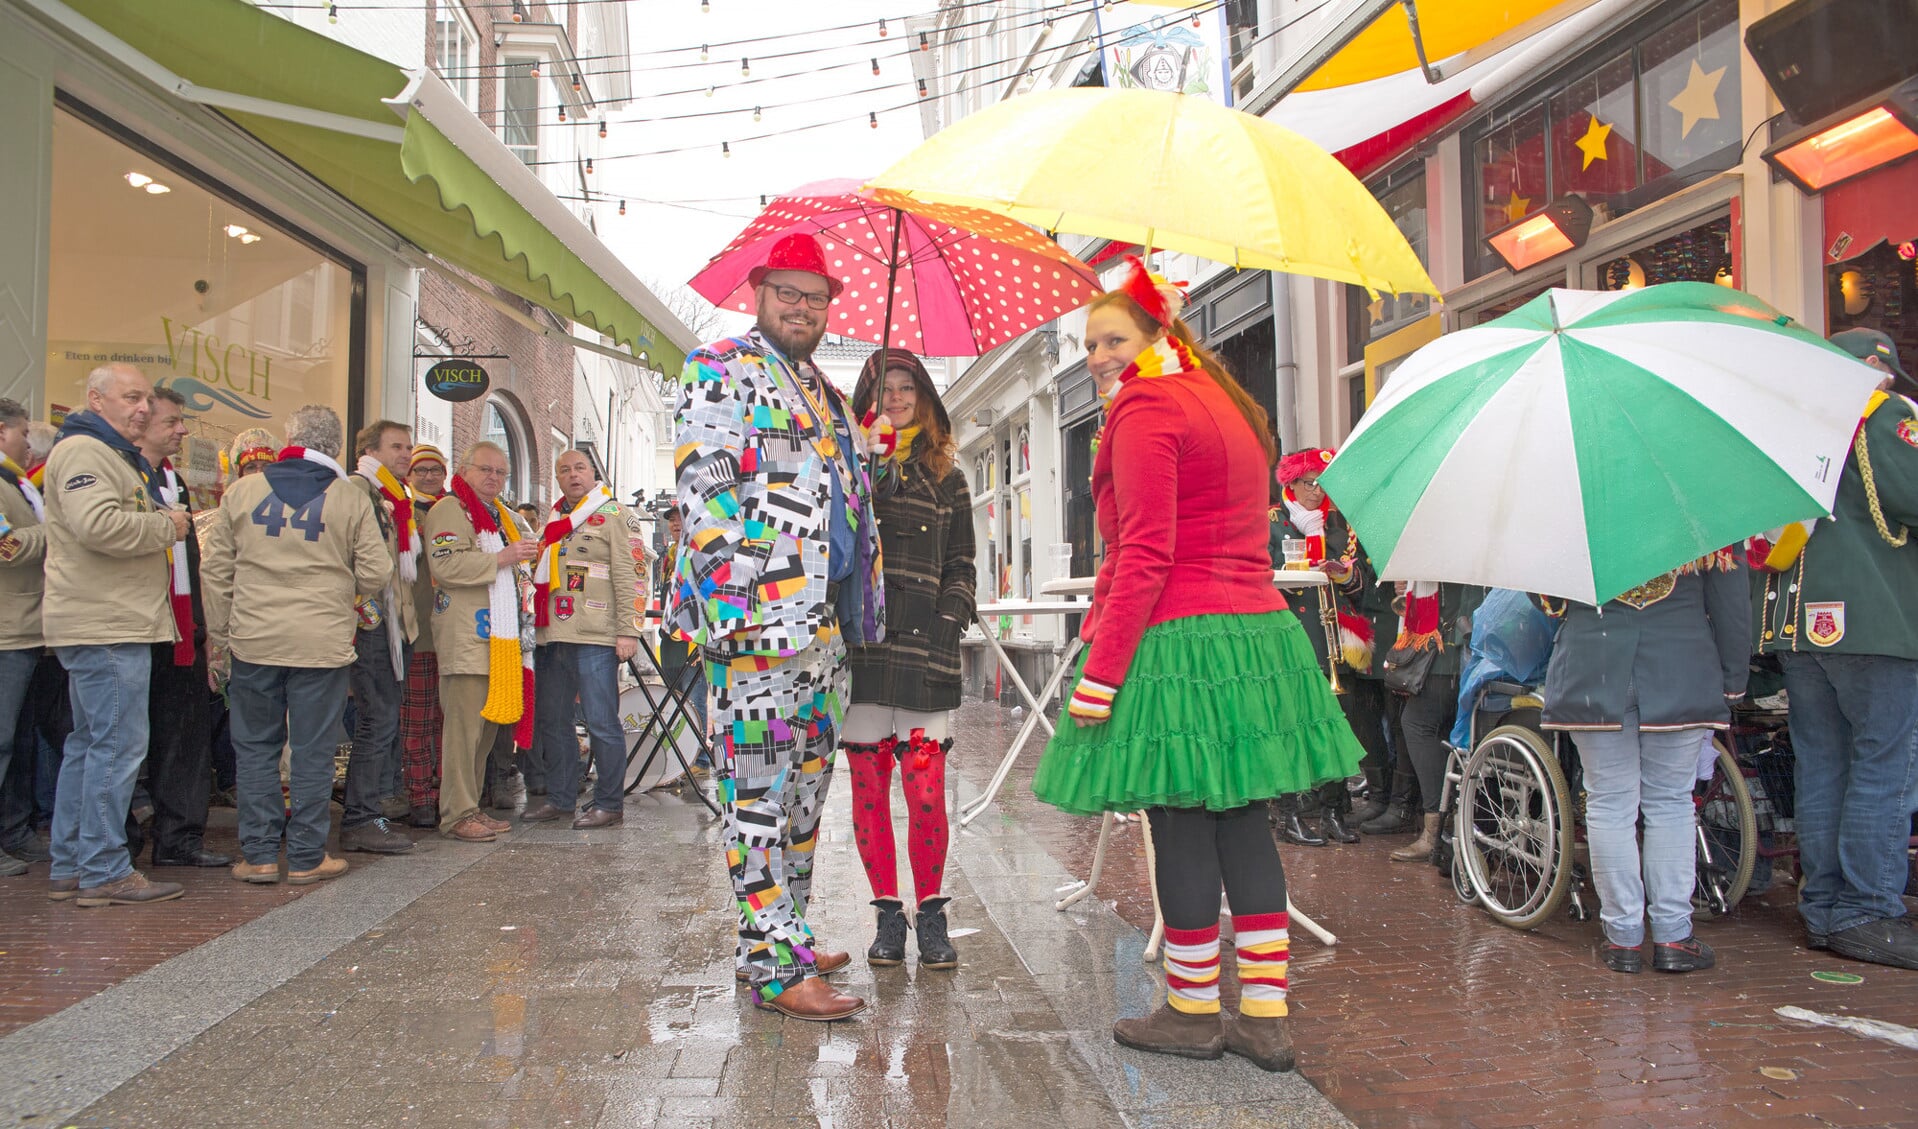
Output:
(0, 397), (47, 877)
(519, 450), (646, 829)
(43, 364), (190, 907)
(423, 442), (537, 842)
(201, 405), (390, 886)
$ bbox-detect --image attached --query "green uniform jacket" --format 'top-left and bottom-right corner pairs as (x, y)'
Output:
(1756, 393), (1918, 661)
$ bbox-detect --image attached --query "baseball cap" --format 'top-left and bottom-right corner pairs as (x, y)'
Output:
(1830, 327), (1911, 385)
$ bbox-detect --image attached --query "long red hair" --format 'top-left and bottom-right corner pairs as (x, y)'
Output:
(1088, 291), (1278, 465)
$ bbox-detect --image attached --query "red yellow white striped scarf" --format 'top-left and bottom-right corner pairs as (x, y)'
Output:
(157, 461), (195, 667)
(533, 484), (613, 627)
(447, 472), (534, 745)
(355, 455), (419, 583)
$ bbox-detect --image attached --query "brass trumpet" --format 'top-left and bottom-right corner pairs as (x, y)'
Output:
(1316, 583), (1346, 696)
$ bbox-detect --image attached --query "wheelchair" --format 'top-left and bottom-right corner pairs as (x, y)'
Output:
(1434, 680), (1758, 931)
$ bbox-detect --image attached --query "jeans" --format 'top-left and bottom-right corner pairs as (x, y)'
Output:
(50, 644), (152, 888)
(0, 648), (41, 850)
(28, 652), (69, 823)
(345, 626), (407, 828)
(229, 659), (350, 871)
(535, 643), (625, 814)
(1574, 707), (1704, 947)
(1781, 651), (1918, 936)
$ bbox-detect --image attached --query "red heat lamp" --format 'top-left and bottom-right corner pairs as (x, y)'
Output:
(1762, 79), (1918, 195)
(1485, 195), (1594, 274)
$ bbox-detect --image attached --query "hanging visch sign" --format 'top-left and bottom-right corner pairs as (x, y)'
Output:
(424, 358), (492, 403)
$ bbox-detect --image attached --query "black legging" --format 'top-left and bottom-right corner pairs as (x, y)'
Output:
(1398, 674), (1458, 816)
(1147, 805), (1288, 930)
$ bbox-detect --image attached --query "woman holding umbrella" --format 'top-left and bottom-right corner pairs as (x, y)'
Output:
(842, 348), (975, 972)
(1031, 259), (1362, 1072)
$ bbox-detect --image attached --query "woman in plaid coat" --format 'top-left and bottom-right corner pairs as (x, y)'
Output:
(844, 348), (976, 972)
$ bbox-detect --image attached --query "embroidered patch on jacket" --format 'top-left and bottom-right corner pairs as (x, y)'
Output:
(565, 565), (588, 592)
(584, 599), (607, 611)
(62, 473), (96, 492)
(0, 534), (19, 562)
(1613, 571), (1677, 610)
(554, 595), (575, 621)
(1898, 418), (1918, 448)
(434, 589), (451, 615)
(432, 532), (459, 546)
(1805, 601), (1846, 647)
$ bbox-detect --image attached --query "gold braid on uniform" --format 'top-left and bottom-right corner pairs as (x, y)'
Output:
(1855, 422), (1911, 548)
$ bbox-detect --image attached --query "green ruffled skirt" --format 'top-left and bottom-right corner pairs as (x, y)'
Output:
(1031, 612), (1363, 817)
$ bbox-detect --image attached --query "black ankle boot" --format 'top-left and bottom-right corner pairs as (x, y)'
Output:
(867, 899), (908, 966)
(1321, 808), (1360, 844)
(915, 896), (959, 969)
(1276, 809), (1326, 847)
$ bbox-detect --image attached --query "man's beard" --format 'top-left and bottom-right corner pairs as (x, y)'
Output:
(757, 311), (826, 362)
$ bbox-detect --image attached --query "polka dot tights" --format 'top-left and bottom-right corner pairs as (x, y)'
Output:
(846, 730), (949, 903)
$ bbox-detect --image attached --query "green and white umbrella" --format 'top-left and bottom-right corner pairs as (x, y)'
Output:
(1319, 283), (1884, 605)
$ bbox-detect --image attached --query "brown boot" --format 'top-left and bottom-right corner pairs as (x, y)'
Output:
(1391, 813), (1442, 862)
(518, 802), (566, 823)
(443, 815), (497, 842)
(287, 854), (348, 886)
(1112, 1004), (1224, 1060)
(1223, 1011), (1296, 1072)
(75, 870), (185, 908)
(752, 976), (867, 1021)
(476, 812), (512, 834)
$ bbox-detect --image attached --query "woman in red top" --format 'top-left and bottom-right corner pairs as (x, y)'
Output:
(1032, 259), (1362, 1073)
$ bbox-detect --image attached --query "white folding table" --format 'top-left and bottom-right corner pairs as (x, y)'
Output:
(989, 572), (1339, 955)
(960, 597), (1090, 829)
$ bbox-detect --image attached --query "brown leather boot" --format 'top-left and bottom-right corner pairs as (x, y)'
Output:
(813, 949), (850, 975)
(1391, 813), (1442, 862)
(1223, 1011), (1296, 1072)
(752, 976), (866, 1021)
(1112, 1004), (1224, 1060)
(518, 802), (566, 823)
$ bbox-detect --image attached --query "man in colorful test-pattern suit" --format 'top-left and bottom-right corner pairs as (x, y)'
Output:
(670, 232), (884, 1022)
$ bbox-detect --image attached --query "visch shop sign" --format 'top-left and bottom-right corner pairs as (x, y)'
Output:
(425, 359), (491, 403)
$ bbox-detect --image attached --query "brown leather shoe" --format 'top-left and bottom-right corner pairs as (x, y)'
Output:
(1112, 1004), (1225, 1060)
(1223, 1011), (1296, 1072)
(734, 948), (850, 983)
(571, 808), (624, 830)
(751, 976), (866, 1022)
(443, 816), (497, 842)
(231, 860), (281, 884)
(519, 802), (567, 823)
(476, 812), (513, 834)
(75, 870), (185, 908)
(287, 854), (348, 886)
(47, 877), (79, 902)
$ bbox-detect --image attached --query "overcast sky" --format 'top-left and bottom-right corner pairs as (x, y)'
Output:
(595, 0), (938, 324)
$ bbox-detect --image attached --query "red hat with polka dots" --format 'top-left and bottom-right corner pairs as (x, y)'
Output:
(748, 232), (844, 299)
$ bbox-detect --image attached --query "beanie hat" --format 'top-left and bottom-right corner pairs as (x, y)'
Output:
(410, 443), (447, 472)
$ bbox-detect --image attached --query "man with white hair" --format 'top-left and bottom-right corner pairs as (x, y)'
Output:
(519, 449), (645, 829)
(423, 441), (537, 842)
(202, 404), (390, 886)
(42, 364), (191, 906)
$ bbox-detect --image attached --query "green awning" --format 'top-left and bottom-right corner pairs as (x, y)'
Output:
(62, 0), (686, 372)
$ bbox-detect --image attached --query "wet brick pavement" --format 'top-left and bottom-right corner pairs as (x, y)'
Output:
(944, 702), (1918, 1128)
(3, 698), (1916, 1127)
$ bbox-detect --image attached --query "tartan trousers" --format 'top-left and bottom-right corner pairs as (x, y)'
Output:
(400, 649), (443, 809)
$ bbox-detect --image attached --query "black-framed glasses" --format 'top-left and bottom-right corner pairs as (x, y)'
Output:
(766, 283), (831, 310)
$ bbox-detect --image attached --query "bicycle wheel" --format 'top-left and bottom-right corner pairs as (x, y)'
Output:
(1693, 737), (1758, 915)
(1455, 725), (1575, 930)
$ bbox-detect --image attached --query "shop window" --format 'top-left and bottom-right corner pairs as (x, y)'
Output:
(1595, 215), (1734, 292)
(502, 59), (541, 165)
(483, 397), (528, 505)
(1345, 168), (1432, 362)
(1827, 243), (1918, 368)
(45, 108), (357, 509)
(1466, 0), (1740, 279)
(436, 10), (478, 109)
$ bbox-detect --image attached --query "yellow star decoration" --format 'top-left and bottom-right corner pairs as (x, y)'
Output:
(1503, 190), (1533, 225)
(1668, 58), (1727, 140)
(1367, 297), (1386, 324)
(1575, 116), (1613, 170)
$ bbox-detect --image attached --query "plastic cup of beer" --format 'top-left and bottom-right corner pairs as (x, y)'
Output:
(1281, 539), (1308, 569)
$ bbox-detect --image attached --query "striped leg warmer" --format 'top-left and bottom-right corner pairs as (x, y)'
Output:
(1233, 911), (1290, 1018)
(1163, 923), (1222, 1015)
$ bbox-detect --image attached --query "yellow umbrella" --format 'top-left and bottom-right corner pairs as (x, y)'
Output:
(868, 87), (1439, 297)
(1299, 0), (1601, 92)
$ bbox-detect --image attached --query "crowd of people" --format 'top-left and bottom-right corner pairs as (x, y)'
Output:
(0, 368), (673, 904)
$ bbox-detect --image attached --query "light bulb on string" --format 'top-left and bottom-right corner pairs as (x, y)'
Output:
(327, 3), (337, 23)
(572, 73), (583, 94)
(871, 58), (881, 76)
(584, 157), (593, 175)
(919, 32), (930, 51)
(916, 78), (928, 97)
(760, 195), (768, 207)
(701, 0), (710, 12)
(752, 105), (762, 121)
(699, 44), (708, 60)
(511, 1), (524, 23)
(878, 18), (887, 36)
(598, 120), (607, 139)
(557, 104), (567, 122)
(741, 58), (750, 77)
(706, 85), (715, 97)
(869, 112), (878, 129)
(722, 141), (730, 157)
(618, 200), (626, 216)
(528, 60), (540, 78)
(1192, 13), (1201, 26)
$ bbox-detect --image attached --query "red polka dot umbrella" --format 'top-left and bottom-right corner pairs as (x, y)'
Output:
(687, 178), (1101, 358)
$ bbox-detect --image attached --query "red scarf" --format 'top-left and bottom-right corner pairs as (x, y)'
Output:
(1393, 581), (1443, 652)
(532, 485), (614, 628)
(157, 460), (195, 667)
(1281, 488), (1332, 564)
